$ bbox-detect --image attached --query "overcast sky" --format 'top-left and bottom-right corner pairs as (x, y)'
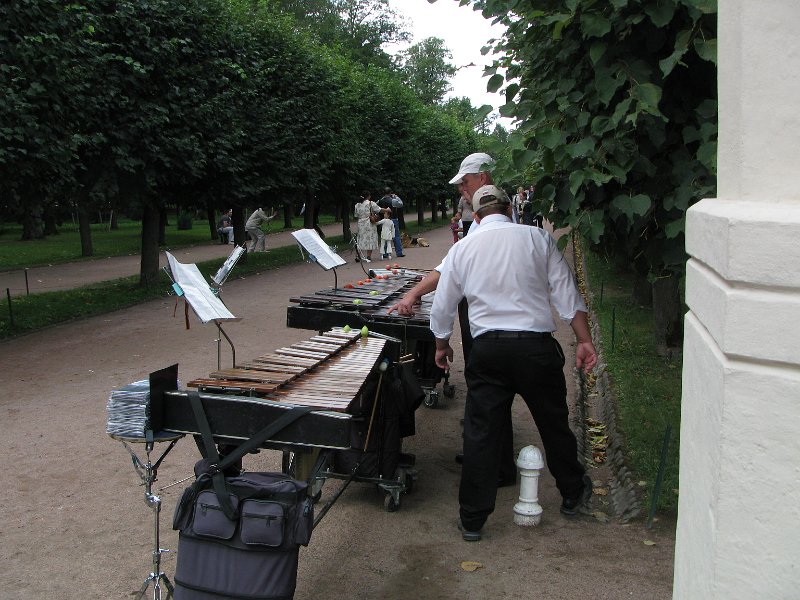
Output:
(384, 0), (511, 128)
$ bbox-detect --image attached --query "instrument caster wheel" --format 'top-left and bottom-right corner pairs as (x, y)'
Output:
(423, 390), (439, 408)
(443, 383), (455, 398)
(384, 493), (400, 512)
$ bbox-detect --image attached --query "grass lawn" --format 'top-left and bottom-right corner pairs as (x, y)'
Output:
(0, 220), (441, 340)
(584, 249), (683, 514)
(0, 215), (337, 272)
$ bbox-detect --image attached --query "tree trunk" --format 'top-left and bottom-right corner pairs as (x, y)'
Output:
(430, 198), (438, 224)
(652, 272), (683, 357)
(232, 206), (245, 248)
(21, 203), (44, 240)
(110, 207), (118, 230)
(302, 188), (314, 230)
(158, 206), (167, 246)
(340, 196), (351, 240)
(282, 198), (293, 229)
(417, 198), (424, 227)
(140, 202), (161, 287)
(78, 203), (93, 257)
(43, 204), (58, 236)
(632, 272), (653, 306)
(206, 202), (216, 240)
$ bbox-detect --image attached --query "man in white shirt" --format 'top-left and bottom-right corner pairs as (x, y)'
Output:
(430, 184), (598, 541)
(388, 153), (517, 488)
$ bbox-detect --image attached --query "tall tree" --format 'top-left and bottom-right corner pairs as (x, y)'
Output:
(473, 0), (717, 354)
(399, 37), (457, 105)
(268, 0), (409, 68)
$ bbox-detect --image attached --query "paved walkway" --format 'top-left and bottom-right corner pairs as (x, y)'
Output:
(0, 214), (434, 297)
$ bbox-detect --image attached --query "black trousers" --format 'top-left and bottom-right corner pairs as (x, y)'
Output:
(459, 334), (585, 531)
(458, 300), (516, 483)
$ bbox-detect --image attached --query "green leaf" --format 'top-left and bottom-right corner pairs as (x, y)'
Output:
(611, 194), (652, 222)
(695, 99), (717, 119)
(595, 67), (624, 106)
(505, 82), (520, 100)
(697, 140), (717, 172)
(664, 216), (685, 239)
(569, 170), (585, 195)
(659, 48), (687, 77)
(591, 116), (613, 136)
(581, 13), (612, 38)
(632, 83), (662, 110)
(694, 37), (717, 64)
(588, 210), (605, 243)
(682, 126), (700, 144)
(589, 42), (607, 65)
(487, 74), (504, 93)
(680, 0), (717, 14)
(535, 128), (562, 149)
(645, 1), (676, 27)
(567, 137), (596, 158)
(611, 98), (633, 127)
(512, 148), (538, 171)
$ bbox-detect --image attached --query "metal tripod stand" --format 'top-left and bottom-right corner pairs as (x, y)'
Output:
(116, 431), (183, 600)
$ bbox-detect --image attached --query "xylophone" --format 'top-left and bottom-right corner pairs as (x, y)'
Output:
(152, 328), (397, 449)
(286, 269), (433, 342)
(286, 268), (452, 406)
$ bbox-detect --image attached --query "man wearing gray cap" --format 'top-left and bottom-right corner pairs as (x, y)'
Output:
(430, 184), (598, 541)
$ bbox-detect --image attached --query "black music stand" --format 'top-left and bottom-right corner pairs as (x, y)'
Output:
(291, 228), (347, 290)
(112, 429), (183, 600)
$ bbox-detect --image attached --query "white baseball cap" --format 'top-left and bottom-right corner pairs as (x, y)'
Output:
(448, 152), (495, 185)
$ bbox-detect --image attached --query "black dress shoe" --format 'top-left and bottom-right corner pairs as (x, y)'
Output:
(560, 474), (592, 516)
(455, 453), (463, 464)
(497, 476), (516, 488)
(458, 521), (481, 542)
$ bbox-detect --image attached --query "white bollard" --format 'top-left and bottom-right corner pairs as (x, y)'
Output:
(514, 445), (545, 526)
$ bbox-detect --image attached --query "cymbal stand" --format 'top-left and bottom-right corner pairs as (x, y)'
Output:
(120, 433), (180, 600)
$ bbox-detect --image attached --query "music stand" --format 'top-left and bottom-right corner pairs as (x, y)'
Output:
(291, 228), (346, 289)
(111, 429), (183, 600)
(165, 251), (242, 369)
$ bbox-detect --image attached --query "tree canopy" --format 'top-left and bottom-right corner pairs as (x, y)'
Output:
(469, 0), (717, 352)
(1, 0), (492, 285)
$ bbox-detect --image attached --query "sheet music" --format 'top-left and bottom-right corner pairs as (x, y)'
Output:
(212, 245), (246, 286)
(291, 228), (346, 270)
(166, 252), (241, 323)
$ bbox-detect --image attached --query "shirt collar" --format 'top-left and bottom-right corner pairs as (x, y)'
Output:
(478, 214), (511, 226)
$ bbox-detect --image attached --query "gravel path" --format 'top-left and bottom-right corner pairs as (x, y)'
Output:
(0, 221), (675, 599)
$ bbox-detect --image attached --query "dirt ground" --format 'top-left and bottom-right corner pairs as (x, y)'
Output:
(0, 223), (676, 599)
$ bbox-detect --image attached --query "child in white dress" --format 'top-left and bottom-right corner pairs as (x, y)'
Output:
(377, 209), (395, 260)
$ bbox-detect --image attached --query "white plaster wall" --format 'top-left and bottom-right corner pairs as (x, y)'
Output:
(677, 205), (800, 599)
(675, 1), (800, 598)
(717, 2), (800, 202)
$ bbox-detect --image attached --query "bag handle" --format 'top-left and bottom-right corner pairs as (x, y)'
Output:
(187, 391), (313, 518)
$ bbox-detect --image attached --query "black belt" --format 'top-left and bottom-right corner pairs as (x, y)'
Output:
(477, 330), (552, 340)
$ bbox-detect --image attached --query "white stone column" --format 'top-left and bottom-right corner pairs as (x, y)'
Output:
(674, 2), (800, 598)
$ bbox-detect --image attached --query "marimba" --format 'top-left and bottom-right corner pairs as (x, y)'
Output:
(152, 328), (398, 449)
(286, 268), (452, 406)
(286, 269), (433, 342)
(146, 327), (415, 510)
